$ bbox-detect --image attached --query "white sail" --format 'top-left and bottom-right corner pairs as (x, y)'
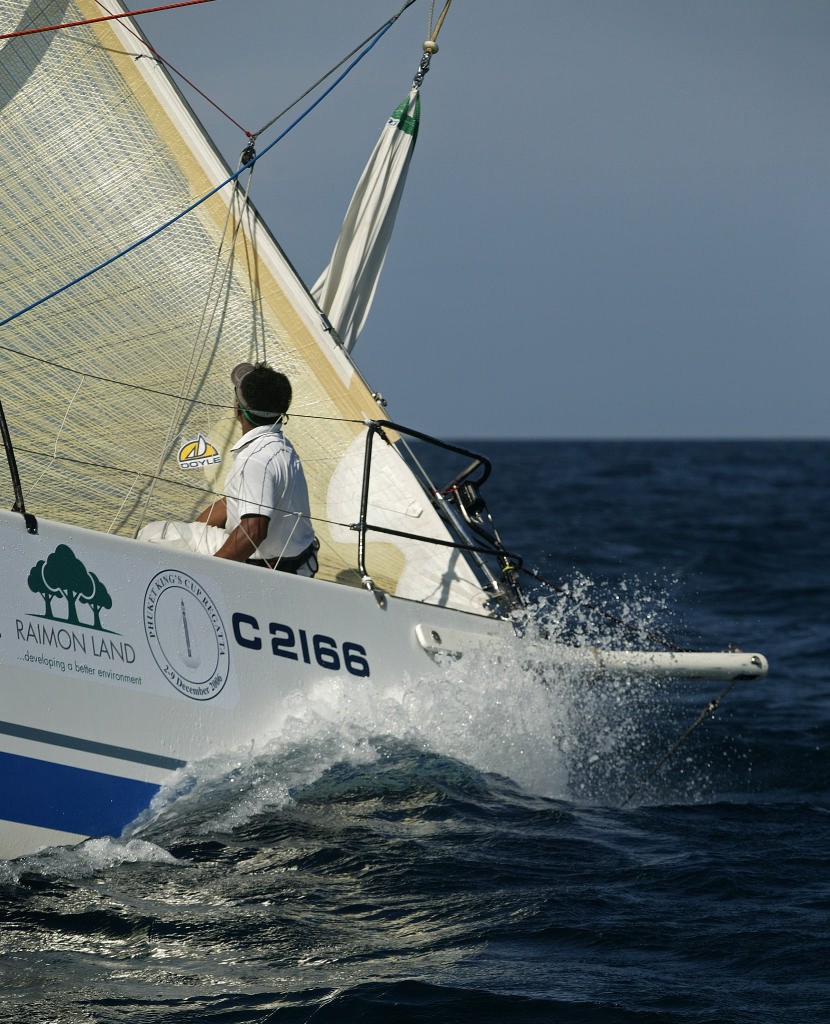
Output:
(312, 88), (420, 353)
(0, 0), (490, 613)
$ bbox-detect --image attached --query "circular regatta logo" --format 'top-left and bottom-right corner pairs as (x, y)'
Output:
(143, 570), (230, 700)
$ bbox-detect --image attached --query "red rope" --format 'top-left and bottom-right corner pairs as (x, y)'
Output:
(96, 0), (254, 138)
(2, 0), (253, 138)
(0, 0), (215, 40)
(139, 48), (253, 139)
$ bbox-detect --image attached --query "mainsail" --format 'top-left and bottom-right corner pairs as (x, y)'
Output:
(0, 0), (490, 613)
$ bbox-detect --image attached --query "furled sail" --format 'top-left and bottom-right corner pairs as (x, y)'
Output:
(0, 0), (490, 613)
(312, 88), (420, 353)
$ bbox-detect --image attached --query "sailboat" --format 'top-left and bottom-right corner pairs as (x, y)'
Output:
(0, 0), (767, 860)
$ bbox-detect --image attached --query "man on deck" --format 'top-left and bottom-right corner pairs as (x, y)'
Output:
(196, 362), (317, 574)
(139, 362), (317, 576)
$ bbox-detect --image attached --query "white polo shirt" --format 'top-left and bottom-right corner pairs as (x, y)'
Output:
(224, 423), (315, 561)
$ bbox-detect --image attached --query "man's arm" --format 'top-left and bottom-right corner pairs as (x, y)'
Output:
(196, 498), (227, 527)
(213, 514), (270, 562)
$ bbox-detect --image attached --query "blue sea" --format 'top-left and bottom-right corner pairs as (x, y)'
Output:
(1, 440), (828, 1023)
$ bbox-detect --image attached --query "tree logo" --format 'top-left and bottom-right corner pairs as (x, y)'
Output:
(27, 544), (115, 632)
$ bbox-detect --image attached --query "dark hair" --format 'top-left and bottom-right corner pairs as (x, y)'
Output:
(237, 363), (292, 424)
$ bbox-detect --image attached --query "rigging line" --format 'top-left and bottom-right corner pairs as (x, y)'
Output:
(250, 0), (419, 141)
(89, 0), (253, 137)
(0, 339), (374, 428)
(622, 678), (742, 807)
(0, 0), (216, 40)
(25, 376), (86, 499)
(4, 439), (517, 558)
(357, 521), (524, 565)
(11, 446), (348, 517)
(136, 53), (251, 139)
(0, 13), (404, 333)
(239, 510), (305, 566)
(0, 341), (230, 410)
(134, 171), (257, 533)
(5, 437), (522, 567)
(228, 172), (270, 359)
(97, 0), (419, 144)
(427, 0), (453, 44)
(165, 171), (255, 422)
(107, 473), (144, 535)
(87, 0), (419, 144)
(0, 339), (382, 432)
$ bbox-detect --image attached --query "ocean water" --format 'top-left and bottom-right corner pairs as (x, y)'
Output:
(1, 440), (827, 1023)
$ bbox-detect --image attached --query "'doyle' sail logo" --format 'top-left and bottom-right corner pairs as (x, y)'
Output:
(178, 433), (221, 470)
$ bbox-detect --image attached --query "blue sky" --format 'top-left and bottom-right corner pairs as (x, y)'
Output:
(141, 0), (830, 439)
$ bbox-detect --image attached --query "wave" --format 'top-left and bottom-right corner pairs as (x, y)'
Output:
(110, 575), (773, 846)
(3, 574), (775, 882)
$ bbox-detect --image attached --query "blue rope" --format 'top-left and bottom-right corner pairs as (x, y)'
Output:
(0, 15), (400, 331)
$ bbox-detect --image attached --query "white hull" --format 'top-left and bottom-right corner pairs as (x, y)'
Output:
(0, 508), (511, 859)
(0, 508), (767, 860)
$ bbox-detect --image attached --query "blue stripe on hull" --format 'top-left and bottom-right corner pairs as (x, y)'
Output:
(0, 750), (161, 838)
